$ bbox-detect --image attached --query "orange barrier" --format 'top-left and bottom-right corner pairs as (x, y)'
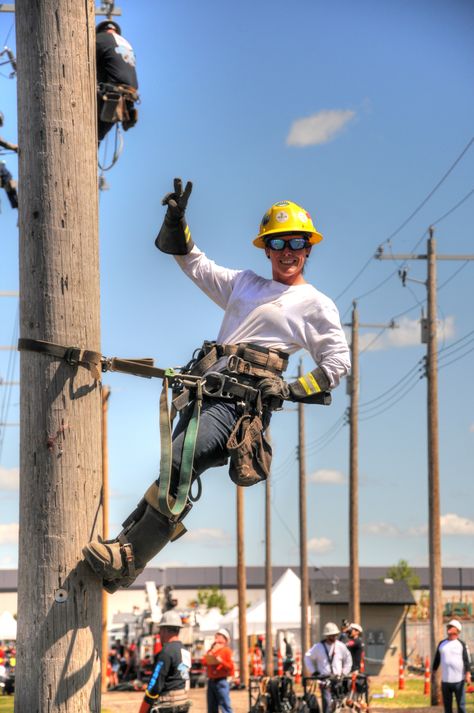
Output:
(398, 654), (405, 690)
(295, 652), (302, 684)
(424, 657), (430, 696)
(277, 650), (284, 676)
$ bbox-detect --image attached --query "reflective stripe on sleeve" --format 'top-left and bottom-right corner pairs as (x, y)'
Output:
(298, 371), (321, 395)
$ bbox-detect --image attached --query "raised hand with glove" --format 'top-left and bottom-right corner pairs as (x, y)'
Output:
(155, 177), (194, 255)
(258, 367), (332, 408)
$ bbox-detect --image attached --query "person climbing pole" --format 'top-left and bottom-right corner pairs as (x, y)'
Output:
(96, 20), (139, 143)
(83, 178), (351, 593)
(0, 161), (18, 209)
(0, 111), (18, 153)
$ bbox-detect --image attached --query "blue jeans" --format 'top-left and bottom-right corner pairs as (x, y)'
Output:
(207, 677), (233, 713)
(442, 681), (466, 713)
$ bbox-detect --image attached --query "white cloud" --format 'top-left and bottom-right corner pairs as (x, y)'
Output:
(309, 469), (346, 484)
(357, 316), (455, 352)
(307, 537), (334, 553)
(0, 555), (16, 568)
(0, 523), (19, 545)
(361, 514), (474, 539)
(0, 466), (19, 491)
(361, 522), (400, 536)
(441, 513), (474, 536)
(286, 109), (355, 147)
(406, 524), (427, 537)
(185, 528), (232, 546)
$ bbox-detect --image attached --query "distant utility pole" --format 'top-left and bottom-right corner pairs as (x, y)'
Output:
(237, 486), (249, 687)
(265, 440), (272, 676)
(15, 2), (102, 711)
(297, 359), (309, 664)
(344, 303), (397, 625)
(376, 228), (474, 705)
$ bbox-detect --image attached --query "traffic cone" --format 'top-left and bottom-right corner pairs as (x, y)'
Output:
(295, 652), (302, 684)
(277, 650), (284, 676)
(398, 654), (405, 690)
(424, 657), (430, 696)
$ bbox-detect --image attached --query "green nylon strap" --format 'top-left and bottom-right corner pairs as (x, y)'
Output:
(157, 377), (202, 519)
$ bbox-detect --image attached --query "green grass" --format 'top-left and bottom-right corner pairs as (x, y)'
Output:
(369, 677), (474, 710)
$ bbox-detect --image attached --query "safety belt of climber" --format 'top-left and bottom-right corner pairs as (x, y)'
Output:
(18, 338), (201, 520)
(157, 376), (203, 521)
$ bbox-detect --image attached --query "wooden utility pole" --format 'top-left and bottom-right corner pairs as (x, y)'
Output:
(237, 486), (249, 687)
(297, 359), (309, 664)
(101, 386), (111, 693)
(265, 451), (272, 676)
(345, 304), (397, 625)
(426, 230), (442, 706)
(348, 303), (360, 626)
(376, 230), (474, 705)
(15, 2), (102, 711)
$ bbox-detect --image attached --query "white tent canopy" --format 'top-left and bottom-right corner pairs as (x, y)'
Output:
(0, 611), (17, 641)
(221, 568), (302, 639)
(195, 606), (224, 637)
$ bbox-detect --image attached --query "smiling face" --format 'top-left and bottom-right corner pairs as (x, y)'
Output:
(265, 234), (312, 286)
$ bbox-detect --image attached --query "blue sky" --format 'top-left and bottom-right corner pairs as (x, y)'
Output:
(0, 0), (473, 573)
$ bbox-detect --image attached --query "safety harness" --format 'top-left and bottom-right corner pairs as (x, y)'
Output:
(98, 82), (139, 131)
(18, 337), (289, 518)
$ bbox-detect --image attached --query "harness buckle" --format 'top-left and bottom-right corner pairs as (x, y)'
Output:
(226, 354), (252, 375)
(64, 347), (81, 367)
(202, 372), (237, 399)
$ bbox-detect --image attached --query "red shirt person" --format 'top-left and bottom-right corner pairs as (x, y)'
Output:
(205, 629), (235, 713)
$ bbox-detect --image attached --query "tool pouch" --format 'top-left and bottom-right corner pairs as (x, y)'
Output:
(226, 413), (272, 487)
(122, 101), (138, 131)
(100, 91), (122, 123)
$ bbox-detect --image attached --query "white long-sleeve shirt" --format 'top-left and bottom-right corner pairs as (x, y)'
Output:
(433, 638), (470, 683)
(304, 640), (353, 677)
(175, 246), (350, 388)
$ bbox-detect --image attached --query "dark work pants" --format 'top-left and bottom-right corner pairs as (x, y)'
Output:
(442, 681), (466, 713)
(165, 399), (239, 495)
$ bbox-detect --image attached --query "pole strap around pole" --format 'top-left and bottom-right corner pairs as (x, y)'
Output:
(17, 336), (200, 519)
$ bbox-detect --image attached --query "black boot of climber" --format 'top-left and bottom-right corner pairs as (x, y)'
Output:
(83, 498), (185, 593)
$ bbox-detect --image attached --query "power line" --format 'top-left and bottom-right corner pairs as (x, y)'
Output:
(337, 173), (474, 311)
(382, 136), (474, 245)
(438, 328), (474, 354)
(359, 373), (424, 422)
(358, 360), (422, 410)
(439, 344), (474, 371)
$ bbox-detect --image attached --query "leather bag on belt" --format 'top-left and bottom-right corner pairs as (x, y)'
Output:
(226, 413), (272, 487)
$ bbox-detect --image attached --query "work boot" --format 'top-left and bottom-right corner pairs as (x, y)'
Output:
(83, 498), (186, 592)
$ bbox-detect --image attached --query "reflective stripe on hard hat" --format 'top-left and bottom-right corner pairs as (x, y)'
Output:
(253, 200), (323, 248)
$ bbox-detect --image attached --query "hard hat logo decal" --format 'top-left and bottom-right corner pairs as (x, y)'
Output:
(297, 211), (308, 223)
(261, 213), (270, 226)
(275, 211), (289, 223)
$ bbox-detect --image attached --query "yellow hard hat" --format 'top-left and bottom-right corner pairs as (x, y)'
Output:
(253, 200), (323, 249)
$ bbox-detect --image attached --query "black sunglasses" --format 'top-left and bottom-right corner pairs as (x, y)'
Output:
(265, 236), (310, 251)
